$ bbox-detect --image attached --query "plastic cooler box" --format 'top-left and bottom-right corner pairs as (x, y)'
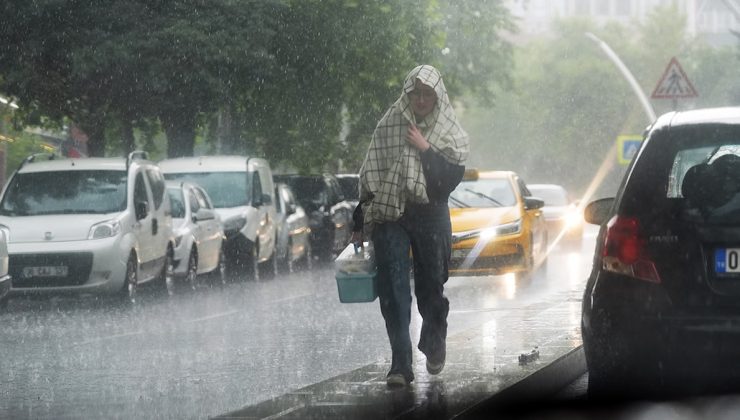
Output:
(334, 242), (377, 303)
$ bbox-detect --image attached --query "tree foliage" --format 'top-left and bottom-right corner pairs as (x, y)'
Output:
(0, 0), (514, 172)
(462, 5), (740, 198)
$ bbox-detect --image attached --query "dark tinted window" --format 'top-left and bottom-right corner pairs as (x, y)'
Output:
(0, 170), (128, 216)
(167, 187), (186, 219)
(146, 168), (166, 209)
(622, 125), (740, 224)
(277, 177), (326, 210)
(337, 176), (359, 200)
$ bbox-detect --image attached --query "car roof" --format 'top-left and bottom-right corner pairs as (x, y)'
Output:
(527, 184), (566, 191)
(477, 170), (516, 180)
(17, 157), (129, 173)
(658, 106), (740, 130)
(158, 155), (268, 172)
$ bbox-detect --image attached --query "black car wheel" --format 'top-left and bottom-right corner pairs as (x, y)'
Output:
(120, 253), (138, 304)
(186, 249), (198, 290)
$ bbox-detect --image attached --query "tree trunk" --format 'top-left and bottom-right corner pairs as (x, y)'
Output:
(121, 119), (136, 156)
(84, 124), (106, 157)
(217, 103), (240, 154)
(161, 110), (197, 158)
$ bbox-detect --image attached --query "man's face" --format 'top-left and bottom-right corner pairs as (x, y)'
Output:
(408, 79), (437, 119)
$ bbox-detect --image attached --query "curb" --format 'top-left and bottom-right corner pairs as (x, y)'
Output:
(453, 346), (587, 418)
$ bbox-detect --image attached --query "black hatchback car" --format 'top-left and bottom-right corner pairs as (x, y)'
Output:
(273, 174), (353, 261)
(582, 107), (740, 399)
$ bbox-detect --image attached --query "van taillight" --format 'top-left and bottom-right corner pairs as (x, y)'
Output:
(602, 216), (661, 283)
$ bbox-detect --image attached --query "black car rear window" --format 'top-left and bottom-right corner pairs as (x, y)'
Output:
(621, 124), (740, 224)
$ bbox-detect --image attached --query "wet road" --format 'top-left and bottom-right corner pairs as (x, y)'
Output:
(0, 228), (597, 419)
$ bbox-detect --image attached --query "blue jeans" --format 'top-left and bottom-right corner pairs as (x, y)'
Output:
(372, 203), (451, 381)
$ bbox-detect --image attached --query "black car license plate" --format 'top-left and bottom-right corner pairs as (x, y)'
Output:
(715, 248), (740, 274)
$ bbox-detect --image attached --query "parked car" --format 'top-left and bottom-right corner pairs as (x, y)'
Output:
(273, 174), (353, 261)
(336, 173), (360, 211)
(0, 152), (174, 303)
(159, 156), (278, 280)
(582, 107), (740, 399)
(448, 169), (547, 278)
(526, 183), (583, 244)
(166, 180), (226, 289)
(273, 182), (311, 271)
(0, 230), (11, 306)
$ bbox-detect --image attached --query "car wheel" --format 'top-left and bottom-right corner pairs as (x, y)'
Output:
(160, 247), (175, 295)
(248, 242), (259, 281)
(186, 249), (198, 291)
(304, 242), (313, 271)
(216, 247), (227, 285)
(285, 240), (294, 274)
(120, 254), (138, 304)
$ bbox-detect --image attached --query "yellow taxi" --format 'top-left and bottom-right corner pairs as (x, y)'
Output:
(448, 169), (548, 277)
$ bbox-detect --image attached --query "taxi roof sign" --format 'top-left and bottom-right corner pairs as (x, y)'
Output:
(651, 57), (698, 99)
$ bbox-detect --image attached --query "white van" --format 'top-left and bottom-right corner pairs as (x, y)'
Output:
(0, 152), (174, 303)
(159, 156), (277, 280)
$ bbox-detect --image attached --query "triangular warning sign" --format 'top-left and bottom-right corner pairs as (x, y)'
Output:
(651, 57), (698, 99)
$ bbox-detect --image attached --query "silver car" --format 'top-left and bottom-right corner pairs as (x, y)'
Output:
(0, 152), (174, 303)
(166, 181), (225, 288)
(273, 183), (311, 272)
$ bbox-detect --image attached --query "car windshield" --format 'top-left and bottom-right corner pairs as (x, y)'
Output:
(337, 176), (358, 201)
(164, 172), (248, 208)
(167, 187), (186, 219)
(449, 178), (516, 208)
(0, 170), (127, 216)
(280, 177), (325, 210)
(527, 187), (569, 206)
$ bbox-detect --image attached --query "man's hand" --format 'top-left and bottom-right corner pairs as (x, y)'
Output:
(350, 231), (363, 246)
(406, 124), (431, 151)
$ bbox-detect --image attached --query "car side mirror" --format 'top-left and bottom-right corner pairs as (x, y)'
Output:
(287, 202), (297, 215)
(135, 201), (148, 220)
(193, 208), (215, 222)
(524, 197), (545, 210)
(584, 197), (615, 225)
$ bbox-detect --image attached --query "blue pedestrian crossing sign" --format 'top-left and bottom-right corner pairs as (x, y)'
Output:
(617, 135), (642, 165)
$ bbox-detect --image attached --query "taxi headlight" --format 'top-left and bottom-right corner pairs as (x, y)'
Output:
(89, 220), (121, 239)
(493, 219), (521, 237)
(565, 211), (583, 228)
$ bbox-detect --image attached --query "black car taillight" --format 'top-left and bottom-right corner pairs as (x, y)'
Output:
(602, 215), (661, 283)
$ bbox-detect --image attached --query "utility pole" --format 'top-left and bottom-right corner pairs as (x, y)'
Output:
(585, 32), (657, 123)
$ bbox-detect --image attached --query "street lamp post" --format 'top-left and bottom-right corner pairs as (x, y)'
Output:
(585, 32), (656, 123)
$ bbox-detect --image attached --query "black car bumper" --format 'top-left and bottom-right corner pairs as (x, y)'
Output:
(583, 271), (740, 392)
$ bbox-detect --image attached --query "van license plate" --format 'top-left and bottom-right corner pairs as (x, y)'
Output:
(22, 266), (69, 278)
(715, 248), (740, 273)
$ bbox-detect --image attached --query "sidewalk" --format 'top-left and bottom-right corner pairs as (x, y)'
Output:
(214, 288), (586, 419)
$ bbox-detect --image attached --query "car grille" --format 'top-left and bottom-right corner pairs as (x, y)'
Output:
(450, 250), (524, 271)
(10, 252), (93, 288)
